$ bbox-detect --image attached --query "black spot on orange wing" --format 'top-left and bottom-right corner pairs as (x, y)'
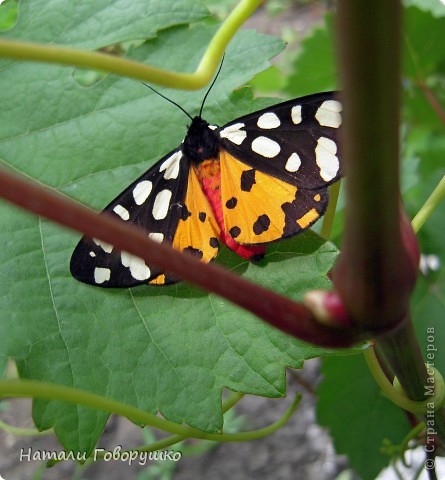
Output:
(183, 246), (204, 259)
(181, 204), (192, 221)
(220, 152), (299, 244)
(282, 189), (329, 236)
(253, 214), (271, 235)
(225, 197), (238, 209)
(240, 169), (256, 192)
(209, 237), (219, 248)
(229, 226), (241, 238)
(171, 167), (220, 268)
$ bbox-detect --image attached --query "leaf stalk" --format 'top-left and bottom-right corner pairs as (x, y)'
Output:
(0, 0), (262, 90)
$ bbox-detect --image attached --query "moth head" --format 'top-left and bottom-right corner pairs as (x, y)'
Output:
(183, 117), (220, 164)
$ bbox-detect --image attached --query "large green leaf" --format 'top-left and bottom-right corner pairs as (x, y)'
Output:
(403, 7), (445, 132)
(317, 354), (409, 480)
(284, 14), (338, 97)
(0, 0), (348, 454)
(0, 0), (209, 47)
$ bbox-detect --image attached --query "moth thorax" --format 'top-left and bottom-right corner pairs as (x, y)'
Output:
(182, 116), (220, 165)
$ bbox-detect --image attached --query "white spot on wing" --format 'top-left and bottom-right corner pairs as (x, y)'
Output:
(149, 232), (164, 243)
(315, 100), (342, 128)
(89, 251), (96, 257)
(93, 238), (113, 253)
(152, 189), (172, 220)
(94, 267), (111, 284)
(220, 123), (247, 145)
(291, 105), (302, 125)
(133, 180), (153, 206)
(121, 251), (151, 280)
(113, 204), (130, 221)
(251, 136), (281, 158)
(285, 152), (302, 172)
(257, 112), (280, 129)
(159, 151), (182, 180)
(315, 136), (339, 181)
(208, 125), (218, 130)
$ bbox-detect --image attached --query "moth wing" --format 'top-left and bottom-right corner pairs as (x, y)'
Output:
(219, 150), (329, 245)
(151, 166), (221, 284)
(71, 148), (188, 287)
(218, 91), (342, 190)
(216, 92), (341, 244)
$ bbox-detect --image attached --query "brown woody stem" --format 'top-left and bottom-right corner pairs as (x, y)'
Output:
(335, 1), (417, 328)
(0, 167), (360, 348)
(335, 0), (445, 443)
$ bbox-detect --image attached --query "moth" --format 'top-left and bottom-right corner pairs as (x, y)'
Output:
(71, 89), (342, 287)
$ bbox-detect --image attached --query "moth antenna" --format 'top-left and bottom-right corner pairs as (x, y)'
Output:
(199, 54), (225, 118)
(141, 83), (194, 121)
(142, 54), (225, 121)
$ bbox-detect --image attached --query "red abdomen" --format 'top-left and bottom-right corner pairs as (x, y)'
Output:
(194, 159), (265, 260)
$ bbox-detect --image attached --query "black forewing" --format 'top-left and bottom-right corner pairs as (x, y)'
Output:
(70, 148), (190, 287)
(217, 91), (342, 190)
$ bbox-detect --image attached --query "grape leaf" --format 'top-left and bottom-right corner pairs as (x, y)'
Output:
(317, 354), (409, 480)
(0, 1), (352, 455)
(0, 0), (209, 47)
(403, 6), (445, 132)
(284, 14), (338, 97)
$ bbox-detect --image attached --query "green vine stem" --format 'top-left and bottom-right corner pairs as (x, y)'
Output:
(0, 379), (300, 445)
(0, 391), (242, 441)
(0, 0), (261, 89)
(381, 423), (425, 468)
(364, 347), (445, 414)
(0, 418), (52, 437)
(411, 175), (445, 234)
(47, 391), (245, 466)
(399, 423), (425, 467)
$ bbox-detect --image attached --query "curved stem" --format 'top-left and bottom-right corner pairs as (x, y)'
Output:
(195, 0), (262, 80)
(220, 391), (245, 413)
(399, 423), (425, 467)
(49, 391), (245, 466)
(0, 417), (52, 437)
(364, 347), (445, 414)
(0, 378), (300, 444)
(411, 175), (445, 234)
(94, 393), (301, 462)
(0, 379), (192, 436)
(0, 0), (262, 90)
